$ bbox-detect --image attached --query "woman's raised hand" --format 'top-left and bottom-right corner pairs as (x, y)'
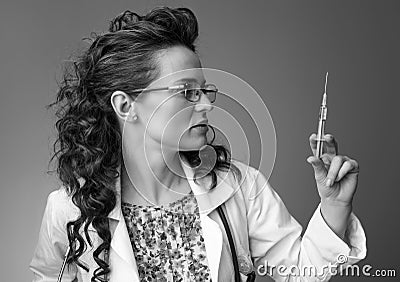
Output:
(307, 133), (360, 206)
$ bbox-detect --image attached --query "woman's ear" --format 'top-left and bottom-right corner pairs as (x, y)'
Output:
(110, 91), (137, 122)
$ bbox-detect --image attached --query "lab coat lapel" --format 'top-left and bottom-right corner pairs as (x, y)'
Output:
(181, 161), (238, 215)
(181, 161), (238, 281)
(199, 214), (223, 281)
(107, 167), (140, 281)
(107, 215), (140, 281)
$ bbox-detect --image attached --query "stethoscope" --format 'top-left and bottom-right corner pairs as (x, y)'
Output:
(216, 204), (256, 282)
(58, 205), (256, 282)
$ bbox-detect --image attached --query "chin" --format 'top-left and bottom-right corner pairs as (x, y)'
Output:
(179, 137), (207, 151)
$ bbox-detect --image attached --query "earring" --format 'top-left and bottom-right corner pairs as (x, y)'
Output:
(129, 102), (138, 121)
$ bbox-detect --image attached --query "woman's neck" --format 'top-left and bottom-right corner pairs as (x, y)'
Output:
(120, 141), (191, 206)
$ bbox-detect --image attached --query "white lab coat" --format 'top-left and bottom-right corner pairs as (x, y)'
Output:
(29, 159), (367, 281)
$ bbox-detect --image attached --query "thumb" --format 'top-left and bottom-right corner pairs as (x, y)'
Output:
(306, 155), (327, 181)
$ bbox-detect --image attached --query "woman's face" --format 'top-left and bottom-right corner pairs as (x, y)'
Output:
(133, 45), (214, 151)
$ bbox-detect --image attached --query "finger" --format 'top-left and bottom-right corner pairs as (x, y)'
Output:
(309, 133), (338, 156)
(320, 153), (333, 166)
(335, 158), (360, 181)
(306, 155), (328, 182)
(326, 155), (345, 186)
(309, 133), (317, 156)
(324, 133), (338, 155)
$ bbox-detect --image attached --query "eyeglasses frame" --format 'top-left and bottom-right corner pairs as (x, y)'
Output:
(129, 82), (218, 103)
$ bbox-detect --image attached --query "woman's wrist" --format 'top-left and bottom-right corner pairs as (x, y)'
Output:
(320, 199), (352, 240)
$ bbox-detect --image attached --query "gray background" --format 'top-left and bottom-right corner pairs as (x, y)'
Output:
(1, 0), (399, 281)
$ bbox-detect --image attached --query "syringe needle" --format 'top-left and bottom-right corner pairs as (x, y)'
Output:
(322, 72), (328, 107)
(324, 72), (329, 94)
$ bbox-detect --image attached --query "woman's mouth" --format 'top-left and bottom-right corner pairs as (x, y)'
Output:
(191, 124), (209, 133)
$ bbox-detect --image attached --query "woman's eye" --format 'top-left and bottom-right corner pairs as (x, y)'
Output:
(189, 89), (201, 99)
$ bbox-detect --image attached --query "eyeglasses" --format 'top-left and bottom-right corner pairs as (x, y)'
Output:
(130, 82), (218, 103)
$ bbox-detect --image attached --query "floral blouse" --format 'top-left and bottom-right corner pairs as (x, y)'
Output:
(121, 192), (212, 282)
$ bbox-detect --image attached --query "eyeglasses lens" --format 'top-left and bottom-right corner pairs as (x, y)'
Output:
(185, 85), (217, 103)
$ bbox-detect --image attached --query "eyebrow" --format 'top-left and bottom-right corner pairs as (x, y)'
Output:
(173, 78), (207, 86)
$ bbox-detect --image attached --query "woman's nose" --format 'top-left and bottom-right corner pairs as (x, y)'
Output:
(194, 92), (214, 112)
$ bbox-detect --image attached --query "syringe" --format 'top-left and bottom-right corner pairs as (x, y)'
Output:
(315, 72), (328, 159)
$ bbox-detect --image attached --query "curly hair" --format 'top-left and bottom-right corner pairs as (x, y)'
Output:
(48, 6), (242, 281)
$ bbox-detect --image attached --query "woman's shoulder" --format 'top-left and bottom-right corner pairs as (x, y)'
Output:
(44, 186), (80, 225)
(229, 158), (264, 183)
(228, 158), (271, 198)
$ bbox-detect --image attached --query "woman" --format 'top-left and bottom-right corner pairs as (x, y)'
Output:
(30, 6), (366, 282)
